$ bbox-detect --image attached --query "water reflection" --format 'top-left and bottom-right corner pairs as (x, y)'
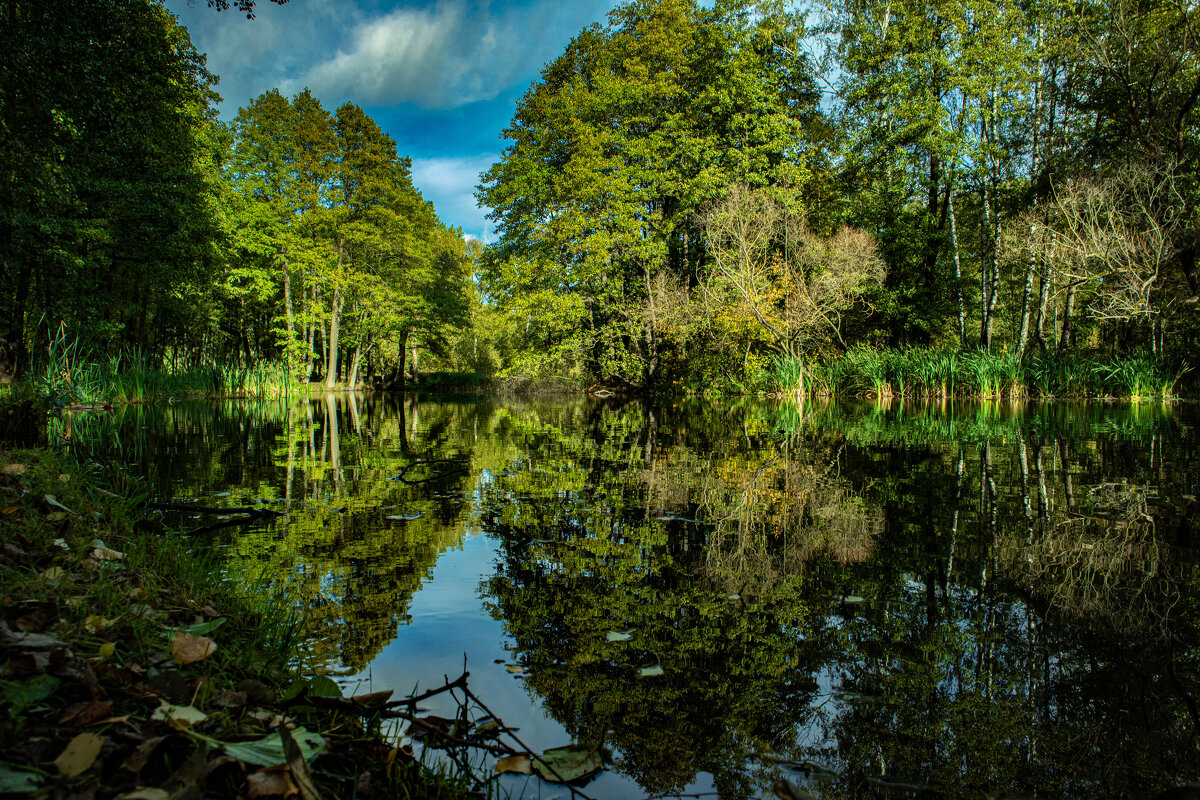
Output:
(58, 396), (1200, 798)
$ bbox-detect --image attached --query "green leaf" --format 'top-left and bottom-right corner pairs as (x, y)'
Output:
(637, 665), (664, 677)
(151, 700), (207, 728)
(170, 617), (227, 637)
(222, 727), (326, 767)
(531, 744), (603, 783)
(0, 764), (45, 793)
(308, 675), (342, 697)
(1, 675), (60, 716)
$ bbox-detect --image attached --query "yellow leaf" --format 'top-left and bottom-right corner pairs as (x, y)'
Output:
(494, 755), (532, 775)
(171, 631), (217, 664)
(98, 642), (116, 659)
(54, 732), (103, 777)
(2, 464), (27, 475)
(84, 615), (113, 633)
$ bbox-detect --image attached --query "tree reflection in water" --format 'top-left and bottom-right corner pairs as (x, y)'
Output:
(65, 396), (1200, 798)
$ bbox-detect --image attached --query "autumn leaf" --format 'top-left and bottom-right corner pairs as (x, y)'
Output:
(54, 732), (104, 777)
(172, 631), (216, 664)
(246, 764), (298, 798)
(494, 755), (532, 775)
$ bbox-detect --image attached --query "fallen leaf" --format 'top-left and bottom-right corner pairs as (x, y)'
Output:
(280, 725), (322, 800)
(115, 790), (171, 800)
(506, 664), (527, 674)
(59, 474), (70, 483)
(1, 506), (19, 516)
(605, 630), (633, 642)
(45, 511), (68, 523)
(0, 764), (43, 793)
(0, 621), (68, 650)
(91, 547), (124, 561)
(223, 727), (325, 767)
(637, 665), (664, 677)
(494, 755), (532, 775)
(246, 764), (298, 798)
(54, 732), (104, 777)
(15, 611), (47, 632)
(531, 744), (604, 783)
(171, 631), (216, 664)
(84, 615), (114, 633)
(350, 690), (392, 708)
(214, 690), (247, 709)
(472, 718), (501, 738)
(120, 736), (169, 775)
(41, 566), (65, 581)
(98, 642), (116, 659)
(151, 700), (207, 729)
(43, 494), (72, 513)
(774, 778), (819, 800)
(60, 700), (114, 726)
(2, 464), (27, 475)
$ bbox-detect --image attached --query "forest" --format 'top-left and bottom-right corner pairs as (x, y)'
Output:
(2, 0), (1198, 400)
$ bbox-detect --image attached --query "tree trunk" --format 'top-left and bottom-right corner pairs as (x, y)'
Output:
(949, 192), (966, 343)
(395, 328), (408, 387)
(1058, 282), (1077, 351)
(347, 345), (362, 389)
(323, 243), (344, 390)
(1017, 223), (1036, 353)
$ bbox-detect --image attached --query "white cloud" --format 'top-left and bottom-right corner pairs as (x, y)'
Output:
(411, 153), (499, 240)
(171, 0), (618, 114)
(280, 0), (616, 109)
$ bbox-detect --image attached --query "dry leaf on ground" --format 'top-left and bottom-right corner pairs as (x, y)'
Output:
(171, 631), (216, 664)
(246, 764), (299, 798)
(54, 732), (104, 777)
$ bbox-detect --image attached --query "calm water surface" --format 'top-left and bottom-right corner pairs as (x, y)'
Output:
(63, 395), (1200, 799)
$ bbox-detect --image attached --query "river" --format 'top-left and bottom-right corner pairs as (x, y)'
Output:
(58, 394), (1200, 799)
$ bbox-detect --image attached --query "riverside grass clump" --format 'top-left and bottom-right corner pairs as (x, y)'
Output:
(0, 448), (474, 800)
(21, 326), (293, 409)
(767, 346), (1188, 400)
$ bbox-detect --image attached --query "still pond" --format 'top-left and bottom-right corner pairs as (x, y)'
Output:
(60, 395), (1200, 799)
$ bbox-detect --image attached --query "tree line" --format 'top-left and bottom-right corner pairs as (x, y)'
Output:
(477, 0), (1200, 394)
(0, 0), (470, 389)
(2, 0), (1197, 395)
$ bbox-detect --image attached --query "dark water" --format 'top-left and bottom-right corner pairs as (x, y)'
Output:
(59, 395), (1200, 799)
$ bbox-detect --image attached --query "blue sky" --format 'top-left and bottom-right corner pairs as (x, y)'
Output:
(166, 0), (621, 240)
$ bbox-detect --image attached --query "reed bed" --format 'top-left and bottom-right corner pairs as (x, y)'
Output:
(768, 346), (1188, 400)
(24, 327), (294, 408)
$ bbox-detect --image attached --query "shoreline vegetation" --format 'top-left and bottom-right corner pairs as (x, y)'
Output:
(1, 338), (1188, 414)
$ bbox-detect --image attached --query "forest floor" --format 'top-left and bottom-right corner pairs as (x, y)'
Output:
(0, 446), (475, 800)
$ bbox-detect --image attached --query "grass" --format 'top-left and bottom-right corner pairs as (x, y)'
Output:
(17, 326), (294, 410)
(0, 447), (474, 799)
(765, 345), (1189, 400)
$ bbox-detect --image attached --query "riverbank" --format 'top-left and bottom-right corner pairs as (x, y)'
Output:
(0, 447), (472, 799)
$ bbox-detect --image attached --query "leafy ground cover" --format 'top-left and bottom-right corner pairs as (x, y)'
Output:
(0, 448), (473, 799)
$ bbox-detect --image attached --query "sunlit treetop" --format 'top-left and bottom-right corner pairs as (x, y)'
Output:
(206, 0), (288, 19)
